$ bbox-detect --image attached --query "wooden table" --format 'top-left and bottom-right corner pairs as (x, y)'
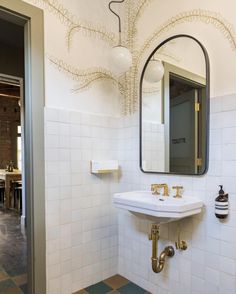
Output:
(0, 169), (22, 209)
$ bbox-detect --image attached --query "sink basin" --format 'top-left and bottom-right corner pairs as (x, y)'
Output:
(113, 191), (203, 224)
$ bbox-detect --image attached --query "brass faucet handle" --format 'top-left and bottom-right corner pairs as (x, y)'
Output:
(161, 184), (169, 197)
(151, 184), (161, 195)
(172, 186), (183, 198)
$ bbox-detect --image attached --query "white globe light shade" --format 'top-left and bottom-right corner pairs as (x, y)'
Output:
(110, 46), (132, 75)
(144, 59), (164, 83)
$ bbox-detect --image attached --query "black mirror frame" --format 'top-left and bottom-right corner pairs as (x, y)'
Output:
(139, 34), (210, 175)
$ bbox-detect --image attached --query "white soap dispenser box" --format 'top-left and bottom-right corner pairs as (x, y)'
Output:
(90, 160), (119, 174)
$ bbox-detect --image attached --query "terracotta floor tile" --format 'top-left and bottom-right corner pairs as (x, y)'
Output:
(13, 274), (27, 286)
(74, 275), (150, 294)
(103, 274), (129, 289)
(2, 287), (23, 294)
(73, 290), (88, 294)
(0, 272), (9, 282)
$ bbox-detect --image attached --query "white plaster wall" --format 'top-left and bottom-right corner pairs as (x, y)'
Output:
(23, 0), (122, 116)
(156, 37), (206, 78)
(23, 0), (236, 116)
(137, 0), (236, 98)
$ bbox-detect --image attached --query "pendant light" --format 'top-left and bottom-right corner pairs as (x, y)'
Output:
(109, 0), (132, 75)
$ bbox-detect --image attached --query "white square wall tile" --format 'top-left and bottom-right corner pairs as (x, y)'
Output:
(220, 256), (236, 275)
(45, 108), (59, 122)
(45, 98), (236, 294)
(58, 109), (70, 123)
(191, 276), (205, 293)
(220, 272), (236, 292)
(205, 267), (220, 286)
(222, 93), (236, 112)
(70, 111), (81, 124)
(47, 122), (59, 135)
(222, 110), (236, 128)
(223, 127), (236, 144)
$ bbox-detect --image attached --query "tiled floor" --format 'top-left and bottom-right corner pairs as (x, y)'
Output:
(73, 275), (151, 294)
(0, 210), (27, 293)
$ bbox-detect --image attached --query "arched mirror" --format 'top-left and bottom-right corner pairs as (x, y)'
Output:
(140, 35), (210, 175)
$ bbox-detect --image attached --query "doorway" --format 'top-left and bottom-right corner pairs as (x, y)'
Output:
(0, 74), (26, 293)
(169, 74), (205, 174)
(0, 1), (45, 293)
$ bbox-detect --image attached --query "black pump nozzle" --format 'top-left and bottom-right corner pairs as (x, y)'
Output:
(219, 185), (224, 195)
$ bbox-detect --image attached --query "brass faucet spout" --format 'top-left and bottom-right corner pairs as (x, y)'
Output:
(151, 183), (169, 196)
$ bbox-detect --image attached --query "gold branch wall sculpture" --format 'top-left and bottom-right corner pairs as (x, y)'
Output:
(33, 0), (117, 48)
(34, 0), (236, 115)
(139, 10), (236, 63)
(49, 56), (125, 93)
(129, 9), (236, 114)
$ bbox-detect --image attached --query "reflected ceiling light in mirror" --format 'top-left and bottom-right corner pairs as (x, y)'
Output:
(144, 58), (164, 83)
(109, 0), (132, 75)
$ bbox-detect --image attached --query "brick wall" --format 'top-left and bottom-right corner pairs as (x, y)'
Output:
(0, 97), (20, 169)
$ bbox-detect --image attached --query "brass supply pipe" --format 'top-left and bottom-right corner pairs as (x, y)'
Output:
(149, 224), (175, 273)
(175, 231), (188, 251)
(175, 225), (188, 251)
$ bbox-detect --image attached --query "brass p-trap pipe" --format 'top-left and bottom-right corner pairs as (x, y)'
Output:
(149, 224), (175, 273)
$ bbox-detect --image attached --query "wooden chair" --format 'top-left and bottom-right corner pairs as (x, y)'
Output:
(0, 179), (5, 205)
(11, 180), (22, 212)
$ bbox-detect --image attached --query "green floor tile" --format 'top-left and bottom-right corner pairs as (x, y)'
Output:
(20, 283), (28, 294)
(85, 281), (113, 294)
(0, 279), (16, 291)
(117, 282), (146, 294)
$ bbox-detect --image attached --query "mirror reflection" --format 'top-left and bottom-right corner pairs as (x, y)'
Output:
(140, 36), (209, 175)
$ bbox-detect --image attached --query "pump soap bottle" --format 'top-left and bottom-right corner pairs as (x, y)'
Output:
(215, 185), (229, 219)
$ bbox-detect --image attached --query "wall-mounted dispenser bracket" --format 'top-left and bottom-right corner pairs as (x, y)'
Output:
(90, 160), (119, 174)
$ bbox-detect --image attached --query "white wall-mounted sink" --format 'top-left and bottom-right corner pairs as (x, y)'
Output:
(113, 191), (203, 224)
